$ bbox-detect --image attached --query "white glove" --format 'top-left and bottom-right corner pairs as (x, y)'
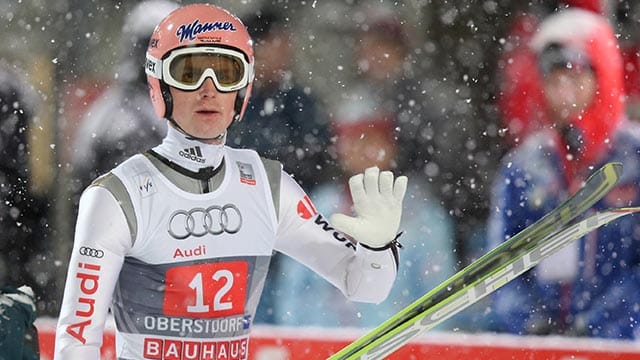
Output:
(330, 167), (408, 249)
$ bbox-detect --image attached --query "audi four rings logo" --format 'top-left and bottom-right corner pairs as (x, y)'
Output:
(79, 246), (104, 258)
(168, 204), (242, 239)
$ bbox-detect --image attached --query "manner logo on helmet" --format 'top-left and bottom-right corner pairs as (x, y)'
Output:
(176, 20), (237, 43)
(168, 204), (242, 240)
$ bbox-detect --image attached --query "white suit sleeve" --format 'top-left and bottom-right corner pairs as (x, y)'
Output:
(54, 186), (131, 359)
(274, 171), (398, 303)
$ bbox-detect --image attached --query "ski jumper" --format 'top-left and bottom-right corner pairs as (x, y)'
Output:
(55, 143), (398, 359)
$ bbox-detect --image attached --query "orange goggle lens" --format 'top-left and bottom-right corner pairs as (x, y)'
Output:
(168, 52), (245, 89)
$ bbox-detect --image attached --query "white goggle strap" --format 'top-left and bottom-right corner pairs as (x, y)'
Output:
(145, 53), (163, 80)
(247, 61), (255, 83)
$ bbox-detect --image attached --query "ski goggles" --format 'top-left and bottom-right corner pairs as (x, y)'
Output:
(146, 46), (253, 92)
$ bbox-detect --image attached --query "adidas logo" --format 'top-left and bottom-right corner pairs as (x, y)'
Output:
(178, 146), (205, 163)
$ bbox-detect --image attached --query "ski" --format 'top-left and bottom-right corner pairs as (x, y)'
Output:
(328, 162), (624, 360)
(340, 207), (640, 359)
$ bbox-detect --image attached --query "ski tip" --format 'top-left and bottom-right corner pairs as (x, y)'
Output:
(584, 162), (623, 188)
(604, 162), (623, 178)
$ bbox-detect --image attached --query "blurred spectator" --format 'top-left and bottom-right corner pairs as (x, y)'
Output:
(345, 5), (419, 176)
(0, 62), (52, 314)
(270, 100), (456, 328)
(227, 9), (334, 189)
(347, 5), (486, 267)
(0, 285), (39, 359)
(488, 9), (640, 339)
(496, 1), (607, 147)
(69, 0), (178, 197)
(227, 9), (334, 324)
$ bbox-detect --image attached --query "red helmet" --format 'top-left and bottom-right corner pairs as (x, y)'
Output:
(145, 4), (254, 122)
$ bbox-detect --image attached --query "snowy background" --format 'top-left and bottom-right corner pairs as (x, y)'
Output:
(2, 0), (640, 339)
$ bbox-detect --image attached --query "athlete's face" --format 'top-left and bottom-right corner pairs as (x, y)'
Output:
(169, 78), (237, 144)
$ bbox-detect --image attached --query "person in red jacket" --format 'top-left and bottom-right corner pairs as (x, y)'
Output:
(489, 8), (640, 339)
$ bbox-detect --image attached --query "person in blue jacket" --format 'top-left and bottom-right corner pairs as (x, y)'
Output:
(488, 8), (640, 339)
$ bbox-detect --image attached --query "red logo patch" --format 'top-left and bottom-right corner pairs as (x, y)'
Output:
(296, 195), (318, 220)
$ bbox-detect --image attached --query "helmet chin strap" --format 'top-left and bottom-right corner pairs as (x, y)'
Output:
(167, 117), (226, 142)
